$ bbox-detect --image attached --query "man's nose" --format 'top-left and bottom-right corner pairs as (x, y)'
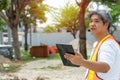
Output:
(90, 21), (95, 26)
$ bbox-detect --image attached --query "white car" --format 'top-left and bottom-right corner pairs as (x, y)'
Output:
(3, 36), (9, 44)
(2, 32), (22, 46)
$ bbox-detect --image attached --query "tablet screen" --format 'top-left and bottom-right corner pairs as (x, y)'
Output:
(56, 44), (80, 67)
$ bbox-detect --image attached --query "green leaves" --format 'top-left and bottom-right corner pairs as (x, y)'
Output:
(0, 18), (6, 31)
(92, 0), (120, 34)
(27, 1), (49, 23)
(110, 5), (120, 23)
(43, 25), (57, 33)
(54, 2), (79, 28)
(93, 0), (119, 3)
(0, 0), (10, 10)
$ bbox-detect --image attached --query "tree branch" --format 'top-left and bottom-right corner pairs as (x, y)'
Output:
(0, 11), (9, 25)
(75, 0), (81, 6)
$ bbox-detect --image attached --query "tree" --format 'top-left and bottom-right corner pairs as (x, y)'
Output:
(21, 0), (48, 51)
(28, 0), (48, 33)
(53, 2), (79, 39)
(20, 15), (31, 51)
(75, 0), (91, 59)
(0, 18), (6, 31)
(75, 0), (119, 59)
(90, 1), (120, 35)
(93, 0), (119, 3)
(43, 25), (57, 33)
(106, 2), (120, 35)
(0, 18), (6, 44)
(0, 0), (40, 60)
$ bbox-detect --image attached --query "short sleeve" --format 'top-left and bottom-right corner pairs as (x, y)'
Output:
(98, 40), (117, 69)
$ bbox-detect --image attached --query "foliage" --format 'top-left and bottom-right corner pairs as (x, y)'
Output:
(21, 50), (32, 61)
(21, 50), (60, 61)
(21, 0), (49, 26)
(91, 0), (120, 34)
(54, 2), (79, 28)
(0, 18), (5, 25)
(0, 0), (10, 10)
(92, 0), (120, 23)
(21, 0), (50, 50)
(28, 1), (49, 23)
(0, 51), (60, 72)
(40, 64), (62, 70)
(46, 53), (60, 60)
(85, 17), (90, 29)
(0, 0), (10, 24)
(109, 4), (120, 23)
(0, 18), (6, 31)
(0, 0), (50, 60)
(43, 25), (57, 33)
(92, 0), (119, 4)
(109, 4), (120, 34)
(0, 0), (34, 60)
(0, 62), (21, 72)
(21, 50), (40, 61)
(52, 2), (79, 38)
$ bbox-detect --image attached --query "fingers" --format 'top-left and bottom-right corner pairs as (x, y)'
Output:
(74, 51), (78, 55)
(64, 53), (74, 60)
(64, 52), (79, 60)
(74, 51), (80, 56)
(64, 52), (84, 66)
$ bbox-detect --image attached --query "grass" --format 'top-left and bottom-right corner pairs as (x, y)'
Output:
(6, 63), (22, 72)
(46, 53), (61, 60)
(40, 64), (62, 70)
(0, 50), (61, 72)
(21, 50), (61, 61)
(3, 50), (89, 72)
(0, 61), (23, 72)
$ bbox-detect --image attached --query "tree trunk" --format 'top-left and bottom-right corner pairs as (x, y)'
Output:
(33, 25), (37, 33)
(0, 31), (2, 44)
(70, 26), (78, 39)
(7, 26), (12, 44)
(78, 8), (87, 59)
(22, 16), (29, 51)
(71, 30), (77, 39)
(0, 0), (35, 60)
(24, 25), (28, 51)
(11, 26), (21, 60)
(30, 25), (32, 47)
(77, 0), (90, 59)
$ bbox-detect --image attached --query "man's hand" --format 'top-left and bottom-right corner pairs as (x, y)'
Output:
(64, 52), (85, 66)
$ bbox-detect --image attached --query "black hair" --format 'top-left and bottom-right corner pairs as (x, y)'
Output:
(89, 10), (112, 31)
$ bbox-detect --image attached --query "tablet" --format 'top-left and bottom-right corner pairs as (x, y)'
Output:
(56, 44), (80, 67)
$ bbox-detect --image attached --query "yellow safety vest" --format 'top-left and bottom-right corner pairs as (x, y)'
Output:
(85, 35), (113, 80)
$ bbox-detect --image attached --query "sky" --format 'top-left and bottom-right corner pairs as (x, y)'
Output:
(38, 0), (105, 28)
(44, 0), (75, 9)
(37, 0), (76, 27)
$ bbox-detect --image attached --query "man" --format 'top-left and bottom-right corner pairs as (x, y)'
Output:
(64, 10), (120, 80)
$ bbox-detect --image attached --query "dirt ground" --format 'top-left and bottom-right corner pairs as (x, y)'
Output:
(0, 40), (92, 80)
(0, 59), (86, 80)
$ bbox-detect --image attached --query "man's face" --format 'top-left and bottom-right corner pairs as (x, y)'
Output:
(89, 14), (108, 36)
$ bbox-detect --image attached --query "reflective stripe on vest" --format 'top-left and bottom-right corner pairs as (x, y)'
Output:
(85, 35), (112, 80)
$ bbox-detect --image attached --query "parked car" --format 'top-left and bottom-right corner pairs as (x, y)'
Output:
(0, 44), (13, 59)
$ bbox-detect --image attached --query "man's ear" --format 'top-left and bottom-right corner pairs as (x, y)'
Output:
(105, 22), (109, 29)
